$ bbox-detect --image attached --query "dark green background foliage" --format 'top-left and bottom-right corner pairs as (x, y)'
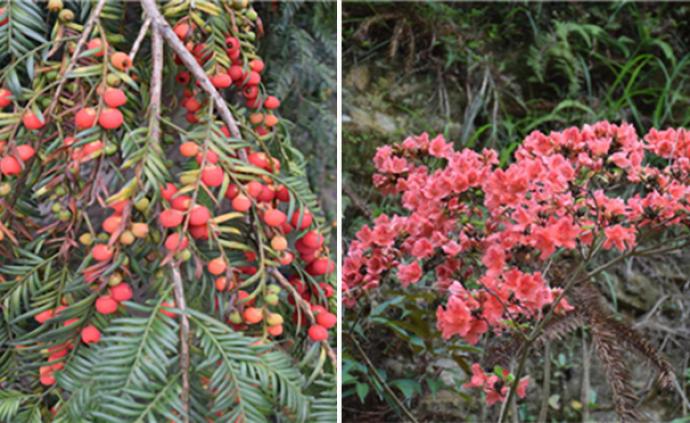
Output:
(343, 2), (690, 421)
(258, 1), (336, 224)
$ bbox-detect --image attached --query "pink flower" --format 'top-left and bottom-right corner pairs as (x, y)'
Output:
(603, 224), (636, 251)
(397, 262), (422, 287)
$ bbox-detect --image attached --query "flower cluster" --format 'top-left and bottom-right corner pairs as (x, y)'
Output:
(344, 122), (690, 404)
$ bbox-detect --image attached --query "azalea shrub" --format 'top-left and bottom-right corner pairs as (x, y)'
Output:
(344, 122), (690, 415)
(0, 1), (335, 422)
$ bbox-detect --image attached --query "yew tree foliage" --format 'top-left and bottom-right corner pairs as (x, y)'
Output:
(344, 122), (690, 415)
(0, 1), (335, 422)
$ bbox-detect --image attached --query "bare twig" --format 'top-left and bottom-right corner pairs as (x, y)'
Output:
(537, 341), (551, 423)
(47, 0), (108, 117)
(128, 18), (151, 62)
(170, 265), (191, 423)
(140, 0), (246, 161)
(581, 330), (591, 423)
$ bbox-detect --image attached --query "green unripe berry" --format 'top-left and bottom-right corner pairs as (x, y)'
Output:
(228, 311), (242, 324)
(135, 197), (149, 212)
(0, 183), (11, 196)
(264, 294), (279, 306)
(58, 9), (74, 22)
(79, 233), (93, 246)
(51, 203), (62, 213)
(108, 272), (123, 286)
(177, 249), (192, 261)
(106, 74), (121, 86)
(267, 285), (281, 295)
(266, 313), (283, 326)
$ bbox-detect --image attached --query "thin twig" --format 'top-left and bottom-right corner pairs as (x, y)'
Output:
(346, 332), (419, 423)
(581, 329), (591, 423)
(128, 18), (151, 62)
(537, 341), (551, 423)
(140, 0), (247, 161)
(170, 265), (191, 423)
(47, 0), (108, 117)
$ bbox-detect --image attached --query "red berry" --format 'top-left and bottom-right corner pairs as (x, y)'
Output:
(189, 205), (210, 226)
(23, 111), (45, 130)
(103, 88), (127, 107)
(95, 295), (118, 314)
(98, 108), (124, 130)
(246, 180), (263, 198)
(225, 36), (240, 51)
(248, 152), (269, 169)
(102, 215), (122, 234)
(92, 244), (114, 262)
(179, 142), (198, 157)
(201, 165), (224, 187)
(161, 301), (176, 318)
(87, 38), (106, 57)
(228, 65), (243, 82)
(307, 257), (332, 276)
(308, 324), (329, 342)
(183, 97), (201, 112)
(171, 195), (191, 211)
(161, 183), (177, 201)
(211, 73), (232, 89)
(81, 325), (101, 344)
(17, 145), (35, 161)
(110, 283), (133, 302)
(264, 96), (280, 110)
(189, 223), (209, 240)
(75, 107), (97, 129)
(245, 71), (261, 86)
(165, 233), (188, 251)
(196, 150), (219, 165)
(176, 71), (191, 85)
(207, 257), (227, 275)
(316, 311), (336, 329)
(174, 22), (191, 40)
(232, 194), (251, 212)
(0, 88), (11, 108)
(243, 307), (263, 324)
(291, 209), (313, 230)
(224, 184), (239, 200)
(263, 209), (286, 227)
(249, 59), (265, 73)
(302, 230), (324, 249)
(276, 185), (290, 202)
(0, 156), (21, 175)
(159, 209), (184, 228)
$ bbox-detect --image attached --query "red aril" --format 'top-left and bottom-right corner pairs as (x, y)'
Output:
(263, 209), (286, 227)
(232, 194), (251, 212)
(189, 205), (210, 226)
(103, 87), (127, 107)
(159, 209), (183, 228)
(308, 324), (328, 342)
(201, 165), (224, 187)
(95, 295), (118, 314)
(23, 111), (45, 130)
(264, 96), (280, 110)
(110, 283), (133, 302)
(316, 311), (336, 329)
(98, 108), (124, 129)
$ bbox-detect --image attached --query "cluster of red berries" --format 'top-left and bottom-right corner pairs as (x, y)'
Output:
(0, 88), (38, 177)
(172, 21), (280, 134)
